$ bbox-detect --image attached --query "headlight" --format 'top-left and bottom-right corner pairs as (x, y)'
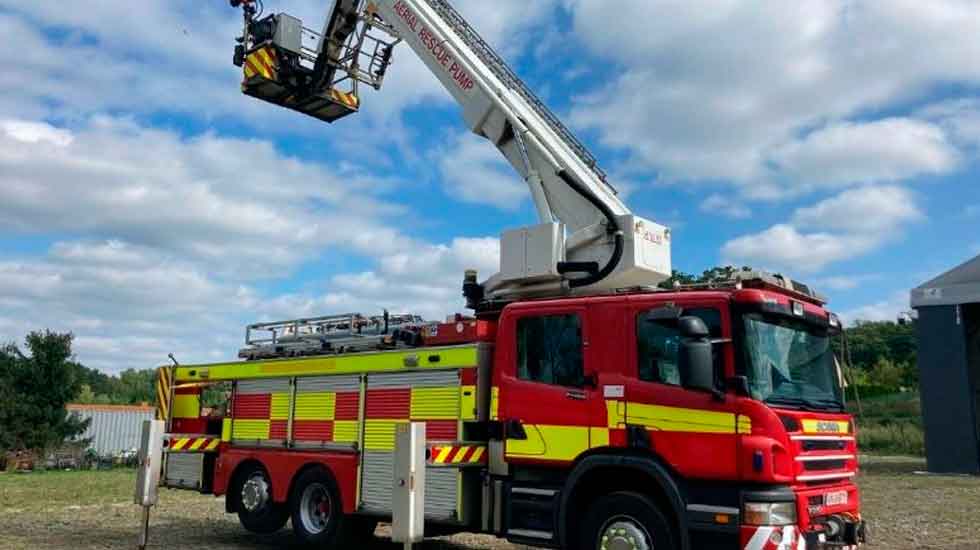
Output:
(743, 502), (797, 526)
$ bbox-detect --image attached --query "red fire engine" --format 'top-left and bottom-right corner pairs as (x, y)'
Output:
(153, 1), (867, 549)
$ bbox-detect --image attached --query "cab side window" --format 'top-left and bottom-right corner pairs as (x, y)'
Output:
(636, 308), (722, 385)
(517, 314), (584, 387)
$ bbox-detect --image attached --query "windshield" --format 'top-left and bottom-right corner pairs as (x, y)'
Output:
(741, 312), (843, 411)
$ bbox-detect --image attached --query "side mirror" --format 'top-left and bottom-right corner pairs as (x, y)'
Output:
(679, 316), (710, 338)
(678, 316), (714, 393)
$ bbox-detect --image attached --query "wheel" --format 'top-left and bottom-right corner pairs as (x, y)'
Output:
(580, 491), (677, 550)
(233, 466), (288, 534)
(289, 467), (346, 546)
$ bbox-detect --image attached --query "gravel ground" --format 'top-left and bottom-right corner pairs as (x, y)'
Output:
(1, 457), (978, 549)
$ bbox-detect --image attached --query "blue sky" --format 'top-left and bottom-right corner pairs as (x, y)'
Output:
(0, 0), (978, 372)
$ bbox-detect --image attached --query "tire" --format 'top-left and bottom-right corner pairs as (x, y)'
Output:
(233, 466), (289, 534)
(289, 467), (346, 546)
(580, 491), (677, 550)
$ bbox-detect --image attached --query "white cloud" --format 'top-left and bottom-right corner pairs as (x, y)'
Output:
(770, 119), (959, 191)
(839, 292), (911, 325)
(812, 274), (880, 292)
(439, 133), (527, 210)
(0, 234), (500, 372)
(917, 99), (980, 153)
(722, 225), (876, 273)
(0, 117), (412, 275)
(791, 185), (923, 233)
(722, 185), (923, 272)
(0, 0), (560, 132)
(566, 0), (980, 190)
(0, 120), (73, 146)
(700, 194), (751, 220)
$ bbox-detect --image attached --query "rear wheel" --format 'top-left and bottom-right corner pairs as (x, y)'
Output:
(290, 467), (345, 546)
(580, 491), (677, 550)
(233, 466), (288, 534)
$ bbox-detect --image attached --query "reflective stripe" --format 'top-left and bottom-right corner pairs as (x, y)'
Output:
(435, 446), (453, 463)
(167, 437), (221, 453)
(621, 401), (740, 434)
(155, 367), (172, 421)
(428, 444), (488, 465)
(451, 446), (470, 463)
(738, 414), (753, 434)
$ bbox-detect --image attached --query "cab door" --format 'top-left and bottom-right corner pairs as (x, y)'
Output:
(626, 299), (739, 479)
(496, 305), (606, 464)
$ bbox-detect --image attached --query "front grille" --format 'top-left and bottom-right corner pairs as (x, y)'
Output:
(804, 460), (847, 471)
(801, 440), (846, 451)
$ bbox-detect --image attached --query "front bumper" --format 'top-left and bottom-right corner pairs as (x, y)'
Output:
(741, 518), (866, 549)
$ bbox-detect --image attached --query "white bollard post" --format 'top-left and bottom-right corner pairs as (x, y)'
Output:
(134, 420), (165, 550)
(392, 422), (426, 549)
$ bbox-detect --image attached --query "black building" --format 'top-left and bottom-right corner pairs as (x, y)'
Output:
(911, 255), (980, 474)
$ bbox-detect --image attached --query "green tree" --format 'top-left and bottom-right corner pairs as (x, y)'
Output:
(659, 265), (755, 289)
(0, 332), (90, 453)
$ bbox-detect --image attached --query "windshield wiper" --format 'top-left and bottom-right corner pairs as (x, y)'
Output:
(808, 397), (845, 411)
(765, 395), (815, 411)
(766, 395), (842, 412)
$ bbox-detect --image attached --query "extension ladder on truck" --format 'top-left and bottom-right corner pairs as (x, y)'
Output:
(238, 312), (426, 359)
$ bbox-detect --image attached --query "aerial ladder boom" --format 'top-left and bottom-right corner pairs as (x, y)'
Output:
(231, 0), (672, 304)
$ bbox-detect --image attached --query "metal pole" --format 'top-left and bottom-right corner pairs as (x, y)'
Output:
(137, 506), (151, 550)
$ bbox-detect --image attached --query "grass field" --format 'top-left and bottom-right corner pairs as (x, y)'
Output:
(1, 457), (979, 549)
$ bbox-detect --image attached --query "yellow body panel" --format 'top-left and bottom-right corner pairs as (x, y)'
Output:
(270, 393), (291, 421)
(460, 385), (477, 421)
(172, 394), (200, 419)
(221, 418), (232, 442)
(294, 392), (336, 421)
(173, 345), (478, 383)
(506, 424), (596, 461)
(232, 419), (271, 440)
(364, 419), (407, 451)
(490, 387), (500, 420)
(410, 387), (459, 420)
(333, 420), (359, 443)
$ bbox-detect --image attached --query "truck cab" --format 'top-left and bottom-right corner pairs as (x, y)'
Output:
(490, 273), (865, 549)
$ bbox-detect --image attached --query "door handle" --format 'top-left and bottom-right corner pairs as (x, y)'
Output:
(565, 390), (587, 401)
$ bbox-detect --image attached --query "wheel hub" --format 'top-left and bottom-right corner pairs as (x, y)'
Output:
(241, 475), (270, 513)
(300, 483), (332, 534)
(600, 519), (652, 550)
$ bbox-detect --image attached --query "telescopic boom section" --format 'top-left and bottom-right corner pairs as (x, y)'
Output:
(231, 0), (672, 303)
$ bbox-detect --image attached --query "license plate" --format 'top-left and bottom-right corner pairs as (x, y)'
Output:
(824, 490), (849, 506)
